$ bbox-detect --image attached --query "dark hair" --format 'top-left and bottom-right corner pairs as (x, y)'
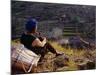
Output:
(25, 19), (37, 32)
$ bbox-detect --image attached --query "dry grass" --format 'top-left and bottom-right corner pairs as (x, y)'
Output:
(49, 41), (96, 71)
(11, 40), (96, 73)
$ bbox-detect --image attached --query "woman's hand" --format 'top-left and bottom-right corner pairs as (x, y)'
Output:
(42, 37), (46, 43)
(42, 37), (46, 40)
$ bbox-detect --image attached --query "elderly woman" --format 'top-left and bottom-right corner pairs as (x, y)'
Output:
(20, 19), (62, 62)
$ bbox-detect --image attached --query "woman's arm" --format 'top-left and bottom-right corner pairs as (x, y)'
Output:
(32, 37), (46, 47)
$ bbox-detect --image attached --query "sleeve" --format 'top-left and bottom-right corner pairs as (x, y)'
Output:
(29, 35), (37, 45)
(20, 34), (37, 47)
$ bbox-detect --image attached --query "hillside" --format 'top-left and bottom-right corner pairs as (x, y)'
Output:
(11, 1), (96, 74)
(11, 1), (96, 40)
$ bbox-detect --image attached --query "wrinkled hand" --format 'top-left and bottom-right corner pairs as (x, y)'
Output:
(42, 37), (46, 42)
(38, 37), (46, 41)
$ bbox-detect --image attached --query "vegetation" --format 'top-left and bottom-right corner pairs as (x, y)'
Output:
(12, 40), (96, 73)
(11, 1), (96, 74)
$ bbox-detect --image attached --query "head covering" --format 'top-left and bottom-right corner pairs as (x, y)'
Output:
(25, 18), (37, 32)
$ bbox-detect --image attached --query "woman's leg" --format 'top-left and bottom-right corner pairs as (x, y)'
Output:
(44, 42), (57, 54)
(44, 42), (64, 57)
(38, 37), (57, 54)
(32, 47), (48, 62)
(37, 37), (63, 60)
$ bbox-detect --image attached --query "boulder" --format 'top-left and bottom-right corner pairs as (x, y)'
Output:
(53, 54), (69, 70)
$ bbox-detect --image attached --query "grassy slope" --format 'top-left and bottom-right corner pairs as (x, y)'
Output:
(49, 41), (96, 71)
(11, 40), (96, 73)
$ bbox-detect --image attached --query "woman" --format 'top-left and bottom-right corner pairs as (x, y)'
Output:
(20, 18), (62, 62)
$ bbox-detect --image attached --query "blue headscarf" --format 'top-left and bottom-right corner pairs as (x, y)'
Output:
(25, 18), (37, 32)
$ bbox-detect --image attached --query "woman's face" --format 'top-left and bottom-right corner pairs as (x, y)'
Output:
(35, 25), (37, 32)
(32, 25), (37, 33)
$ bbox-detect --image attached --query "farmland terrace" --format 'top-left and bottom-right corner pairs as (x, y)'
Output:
(11, 1), (96, 42)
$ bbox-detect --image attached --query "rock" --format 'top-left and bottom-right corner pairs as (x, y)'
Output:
(86, 61), (96, 69)
(53, 54), (69, 70)
(78, 63), (87, 70)
(74, 58), (84, 63)
(77, 59), (96, 70)
(56, 66), (69, 71)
